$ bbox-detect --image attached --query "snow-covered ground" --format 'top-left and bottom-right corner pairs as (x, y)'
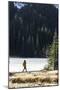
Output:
(9, 58), (48, 72)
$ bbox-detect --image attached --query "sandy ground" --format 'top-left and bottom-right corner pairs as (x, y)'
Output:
(9, 70), (58, 88)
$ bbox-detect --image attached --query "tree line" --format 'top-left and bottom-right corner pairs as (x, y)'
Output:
(9, 2), (58, 58)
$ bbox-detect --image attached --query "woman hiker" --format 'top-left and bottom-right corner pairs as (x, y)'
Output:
(22, 60), (27, 72)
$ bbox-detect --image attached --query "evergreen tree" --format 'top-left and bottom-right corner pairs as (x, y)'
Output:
(48, 30), (58, 70)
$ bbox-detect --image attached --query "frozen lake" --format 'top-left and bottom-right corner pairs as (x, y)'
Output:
(9, 58), (48, 72)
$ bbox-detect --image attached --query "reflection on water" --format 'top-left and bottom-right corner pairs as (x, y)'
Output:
(9, 58), (48, 72)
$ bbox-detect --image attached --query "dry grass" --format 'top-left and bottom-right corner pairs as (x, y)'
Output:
(9, 70), (58, 88)
(11, 76), (58, 84)
(12, 77), (38, 83)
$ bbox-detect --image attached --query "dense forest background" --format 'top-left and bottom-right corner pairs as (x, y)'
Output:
(9, 2), (58, 59)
